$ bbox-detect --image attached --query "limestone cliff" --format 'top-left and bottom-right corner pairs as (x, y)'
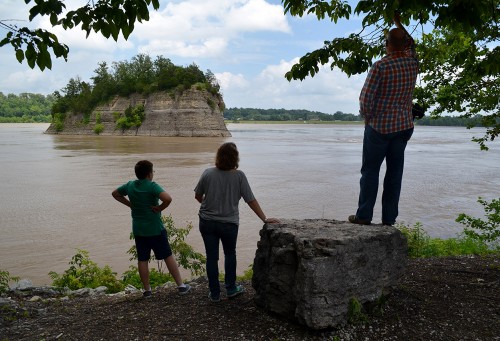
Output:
(45, 88), (231, 137)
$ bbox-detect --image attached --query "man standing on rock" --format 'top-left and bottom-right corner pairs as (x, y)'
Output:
(349, 12), (418, 226)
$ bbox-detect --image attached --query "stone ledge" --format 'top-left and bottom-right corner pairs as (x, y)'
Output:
(252, 219), (407, 330)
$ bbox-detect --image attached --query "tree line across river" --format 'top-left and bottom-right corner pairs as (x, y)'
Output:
(0, 91), (485, 127)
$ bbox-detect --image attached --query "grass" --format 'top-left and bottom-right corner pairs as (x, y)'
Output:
(398, 222), (500, 258)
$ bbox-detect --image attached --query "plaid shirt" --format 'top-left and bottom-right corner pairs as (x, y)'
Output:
(359, 38), (418, 134)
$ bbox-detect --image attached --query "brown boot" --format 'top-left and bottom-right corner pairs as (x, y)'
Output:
(348, 215), (371, 225)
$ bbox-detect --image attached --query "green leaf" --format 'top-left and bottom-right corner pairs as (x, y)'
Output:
(0, 37), (11, 47)
(26, 43), (36, 69)
(50, 12), (58, 25)
(122, 24), (131, 40)
(110, 24), (119, 41)
(15, 49), (25, 63)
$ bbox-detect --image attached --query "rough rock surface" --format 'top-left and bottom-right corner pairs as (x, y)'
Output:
(252, 219), (407, 329)
(45, 89), (231, 137)
(1, 256), (499, 340)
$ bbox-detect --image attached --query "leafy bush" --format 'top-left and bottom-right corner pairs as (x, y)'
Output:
(52, 112), (66, 132)
(207, 98), (215, 111)
(115, 104), (145, 130)
(0, 270), (20, 293)
(237, 265), (253, 281)
(49, 249), (124, 293)
(456, 197), (500, 243)
(121, 266), (173, 289)
(82, 113), (91, 124)
(127, 216), (206, 276)
(163, 216), (206, 276)
(93, 123), (104, 134)
(50, 217), (205, 292)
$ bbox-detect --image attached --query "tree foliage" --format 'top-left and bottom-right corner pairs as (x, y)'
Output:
(457, 198), (500, 243)
(49, 249), (124, 293)
(0, 270), (20, 293)
(0, 0), (160, 70)
(224, 107), (360, 121)
(126, 215), (206, 278)
(51, 54), (221, 120)
(282, 0), (500, 149)
(224, 107), (487, 126)
(0, 92), (54, 122)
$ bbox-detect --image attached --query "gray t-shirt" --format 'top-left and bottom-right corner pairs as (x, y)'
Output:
(194, 167), (255, 224)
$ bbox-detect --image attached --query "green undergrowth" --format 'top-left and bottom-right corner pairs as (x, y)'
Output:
(47, 215), (205, 293)
(398, 222), (499, 258)
(5, 198), (499, 293)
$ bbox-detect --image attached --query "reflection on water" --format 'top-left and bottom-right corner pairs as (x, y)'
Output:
(1, 123), (499, 285)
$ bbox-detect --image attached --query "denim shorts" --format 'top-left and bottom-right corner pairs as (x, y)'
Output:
(135, 229), (172, 261)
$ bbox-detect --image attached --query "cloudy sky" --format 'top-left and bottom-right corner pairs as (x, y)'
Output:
(0, 0), (369, 115)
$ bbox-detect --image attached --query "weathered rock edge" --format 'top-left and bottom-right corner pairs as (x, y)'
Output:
(252, 219), (407, 330)
(45, 89), (231, 137)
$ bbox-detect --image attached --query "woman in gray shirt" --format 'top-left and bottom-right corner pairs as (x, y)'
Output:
(194, 142), (279, 302)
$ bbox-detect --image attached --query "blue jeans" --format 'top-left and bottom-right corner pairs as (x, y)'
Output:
(356, 125), (413, 224)
(199, 218), (239, 297)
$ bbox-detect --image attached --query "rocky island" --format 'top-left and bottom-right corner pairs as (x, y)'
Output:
(45, 88), (231, 137)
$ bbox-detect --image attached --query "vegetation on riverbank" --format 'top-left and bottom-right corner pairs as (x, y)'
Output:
(223, 107), (487, 127)
(0, 92), (53, 122)
(0, 91), (489, 128)
(1, 198), (498, 294)
(1, 199), (499, 340)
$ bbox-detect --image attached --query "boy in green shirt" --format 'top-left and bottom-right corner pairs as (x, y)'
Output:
(112, 160), (190, 297)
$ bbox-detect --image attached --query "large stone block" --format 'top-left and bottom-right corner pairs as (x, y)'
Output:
(252, 219), (407, 330)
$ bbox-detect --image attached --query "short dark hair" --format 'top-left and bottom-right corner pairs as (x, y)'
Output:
(215, 142), (239, 170)
(135, 160), (153, 179)
(387, 28), (407, 51)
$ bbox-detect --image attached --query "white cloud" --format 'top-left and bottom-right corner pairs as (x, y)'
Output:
(0, 0), (31, 22)
(218, 58), (365, 114)
(215, 72), (249, 89)
(0, 0), (365, 113)
(139, 37), (228, 58)
(225, 0), (290, 32)
(133, 0), (290, 58)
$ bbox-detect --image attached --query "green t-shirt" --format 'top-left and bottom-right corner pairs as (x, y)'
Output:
(117, 179), (165, 236)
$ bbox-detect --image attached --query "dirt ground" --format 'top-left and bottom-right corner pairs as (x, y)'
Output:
(1, 255), (499, 341)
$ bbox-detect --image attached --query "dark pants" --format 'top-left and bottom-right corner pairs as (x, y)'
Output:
(356, 125), (413, 224)
(199, 218), (239, 297)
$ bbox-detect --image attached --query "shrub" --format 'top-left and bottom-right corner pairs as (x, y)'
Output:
(0, 270), (20, 293)
(207, 98), (215, 111)
(82, 113), (91, 124)
(49, 249), (124, 293)
(115, 104), (145, 130)
(126, 215), (206, 278)
(121, 266), (173, 289)
(456, 197), (500, 243)
(112, 111), (122, 122)
(94, 123), (104, 134)
(236, 265), (253, 281)
(52, 112), (66, 132)
(162, 215), (206, 277)
(398, 222), (430, 257)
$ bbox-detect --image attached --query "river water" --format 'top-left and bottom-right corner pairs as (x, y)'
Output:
(1, 123), (499, 285)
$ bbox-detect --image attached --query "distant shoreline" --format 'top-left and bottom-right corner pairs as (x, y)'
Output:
(226, 120), (363, 125)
